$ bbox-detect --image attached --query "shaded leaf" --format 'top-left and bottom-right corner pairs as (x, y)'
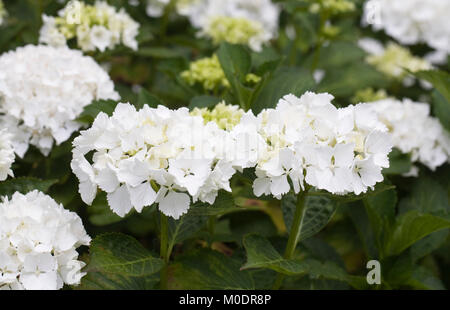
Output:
(89, 233), (164, 277)
(0, 177), (58, 197)
(282, 193), (337, 242)
(168, 248), (254, 289)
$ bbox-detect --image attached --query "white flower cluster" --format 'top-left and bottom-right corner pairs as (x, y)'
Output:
(0, 191), (91, 290)
(0, 129), (14, 181)
(252, 92), (393, 197)
(71, 103), (259, 219)
(0, 45), (120, 157)
(40, 1), (139, 52)
(72, 93), (393, 219)
(363, 0), (450, 54)
(365, 98), (450, 173)
(164, 0), (280, 52)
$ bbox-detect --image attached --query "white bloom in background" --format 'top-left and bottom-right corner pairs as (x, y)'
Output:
(0, 129), (14, 181)
(0, 45), (119, 157)
(365, 98), (450, 173)
(0, 191), (91, 290)
(252, 92), (393, 197)
(180, 0), (280, 51)
(363, 0), (450, 54)
(71, 102), (252, 220)
(358, 38), (433, 84)
(146, 0), (171, 17)
(39, 1), (139, 52)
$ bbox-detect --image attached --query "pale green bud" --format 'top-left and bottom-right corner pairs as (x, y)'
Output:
(366, 42), (432, 79)
(181, 54), (230, 91)
(191, 102), (245, 130)
(351, 88), (389, 104)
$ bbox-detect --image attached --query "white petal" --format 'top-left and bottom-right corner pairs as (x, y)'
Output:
(128, 182), (157, 213)
(107, 185), (133, 217)
(158, 191), (190, 220)
(270, 175), (290, 197)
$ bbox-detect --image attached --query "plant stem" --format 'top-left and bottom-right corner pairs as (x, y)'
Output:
(160, 212), (169, 290)
(272, 189), (308, 290)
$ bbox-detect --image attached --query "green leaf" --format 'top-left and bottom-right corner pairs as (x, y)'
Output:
(241, 235), (366, 288)
(363, 188), (397, 256)
(135, 47), (184, 59)
(282, 194), (337, 242)
(88, 233), (164, 277)
(432, 90), (450, 131)
(382, 148), (412, 175)
(217, 42), (252, 109)
(410, 230), (449, 262)
(251, 67), (315, 114)
(168, 248), (255, 289)
(385, 211), (450, 257)
(217, 42), (251, 82)
(0, 177), (58, 197)
(88, 192), (124, 226)
(407, 266), (446, 290)
(167, 212), (208, 256)
(136, 88), (163, 109)
(318, 63), (387, 98)
(413, 70), (450, 102)
(78, 271), (159, 290)
(399, 176), (449, 217)
(188, 95), (222, 110)
(241, 234), (306, 274)
(188, 192), (242, 216)
(77, 99), (119, 124)
(413, 70), (450, 130)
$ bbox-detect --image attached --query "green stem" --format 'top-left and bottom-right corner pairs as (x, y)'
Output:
(160, 212), (169, 290)
(272, 189), (308, 290)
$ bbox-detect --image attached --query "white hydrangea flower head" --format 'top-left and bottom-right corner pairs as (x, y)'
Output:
(0, 190), (91, 290)
(252, 92), (393, 197)
(71, 102), (256, 220)
(181, 0), (280, 52)
(0, 129), (14, 181)
(358, 38), (433, 84)
(0, 45), (120, 157)
(363, 0), (450, 54)
(39, 1), (140, 52)
(366, 98), (450, 172)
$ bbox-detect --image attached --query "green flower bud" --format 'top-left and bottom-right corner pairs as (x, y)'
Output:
(191, 102), (245, 130)
(181, 54), (230, 91)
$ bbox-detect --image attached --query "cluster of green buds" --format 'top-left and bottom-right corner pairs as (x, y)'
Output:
(366, 42), (432, 80)
(309, 0), (355, 15)
(204, 16), (265, 49)
(351, 88), (389, 104)
(181, 54), (230, 91)
(191, 102), (245, 130)
(181, 54), (261, 92)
